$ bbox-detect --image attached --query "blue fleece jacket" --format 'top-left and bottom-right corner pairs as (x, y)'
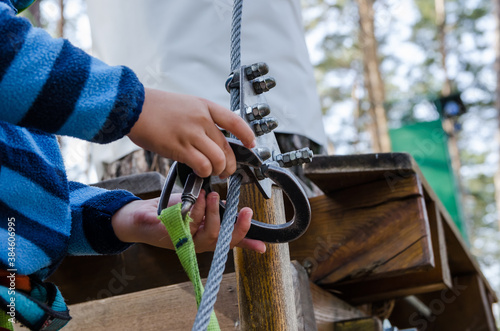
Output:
(0, 0), (145, 280)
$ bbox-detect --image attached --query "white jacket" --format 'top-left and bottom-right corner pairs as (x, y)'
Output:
(87, 0), (327, 174)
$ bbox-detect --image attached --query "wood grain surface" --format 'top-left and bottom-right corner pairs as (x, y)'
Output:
(234, 184), (298, 330)
(290, 175), (433, 287)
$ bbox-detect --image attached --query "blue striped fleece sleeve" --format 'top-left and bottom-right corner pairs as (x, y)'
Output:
(0, 0), (144, 144)
(67, 181), (140, 256)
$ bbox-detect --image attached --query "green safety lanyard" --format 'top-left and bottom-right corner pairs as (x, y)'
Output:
(158, 203), (221, 331)
(0, 310), (13, 331)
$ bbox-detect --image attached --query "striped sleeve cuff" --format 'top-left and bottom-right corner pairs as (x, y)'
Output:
(68, 182), (140, 255)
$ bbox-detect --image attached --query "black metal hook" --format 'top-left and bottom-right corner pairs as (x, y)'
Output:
(157, 140), (311, 243)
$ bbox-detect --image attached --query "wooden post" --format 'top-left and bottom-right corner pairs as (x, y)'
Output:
(234, 184), (298, 330)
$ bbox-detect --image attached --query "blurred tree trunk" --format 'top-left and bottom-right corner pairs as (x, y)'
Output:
(436, 0), (467, 233)
(352, 80), (363, 153)
(494, 0), (500, 231)
(436, 0), (452, 96)
(57, 0), (65, 38)
(436, 0), (461, 175)
(356, 0), (391, 153)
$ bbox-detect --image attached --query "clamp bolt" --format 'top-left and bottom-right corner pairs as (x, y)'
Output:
(251, 117), (278, 136)
(255, 147), (272, 161)
(225, 62), (271, 92)
(245, 103), (271, 122)
(225, 73), (238, 92)
(252, 77), (276, 94)
(275, 148), (313, 168)
(244, 62), (269, 80)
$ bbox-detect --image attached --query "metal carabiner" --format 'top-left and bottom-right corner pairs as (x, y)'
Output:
(217, 161), (311, 243)
(157, 140), (311, 243)
(157, 162), (208, 220)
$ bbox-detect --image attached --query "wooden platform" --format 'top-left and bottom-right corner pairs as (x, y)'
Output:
(44, 263), (373, 331)
(47, 153), (497, 330)
(296, 154), (497, 330)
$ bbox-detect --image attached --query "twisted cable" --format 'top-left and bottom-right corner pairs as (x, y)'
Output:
(192, 0), (244, 329)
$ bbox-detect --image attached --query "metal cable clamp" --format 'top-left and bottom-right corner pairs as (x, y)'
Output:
(158, 63), (313, 243)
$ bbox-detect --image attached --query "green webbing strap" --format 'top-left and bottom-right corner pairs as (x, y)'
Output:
(158, 203), (220, 331)
(0, 310), (13, 331)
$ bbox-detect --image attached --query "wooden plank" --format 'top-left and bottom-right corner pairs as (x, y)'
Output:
(420, 187), (475, 276)
(421, 185), (498, 302)
(234, 185), (297, 330)
(441, 213), (478, 275)
(305, 154), (497, 304)
(48, 245), (235, 304)
(389, 296), (432, 329)
(291, 261), (318, 331)
(304, 153), (417, 194)
(426, 199), (452, 288)
(439, 214), (500, 303)
(426, 274), (497, 331)
(309, 282), (367, 331)
(390, 275), (497, 331)
(327, 198), (452, 303)
(61, 274), (240, 331)
(49, 263), (324, 331)
(46, 266), (369, 331)
(289, 175), (433, 286)
(91, 172), (166, 199)
(333, 317), (383, 331)
(332, 278), (446, 306)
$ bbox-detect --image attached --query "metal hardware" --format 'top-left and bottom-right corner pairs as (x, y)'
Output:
(226, 75), (276, 95)
(157, 139), (311, 243)
(180, 173), (205, 219)
(225, 62), (270, 92)
(157, 163), (209, 219)
(251, 77), (276, 94)
(245, 103), (270, 121)
(225, 74), (239, 92)
(250, 117), (278, 136)
(275, 148), (313, 168)
(254, 147), (271, 161)
(238, 65), (279, 199)
(244, 62), (269, 80)
(302, 259), (314, 276)
(158, 62), (314, 243)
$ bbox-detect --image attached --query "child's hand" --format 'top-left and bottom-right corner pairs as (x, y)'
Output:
(111, 191), (266, 254)
(127, 88), (256, 179)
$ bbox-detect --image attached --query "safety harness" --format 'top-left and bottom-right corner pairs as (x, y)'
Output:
(0, 273), (70, 330)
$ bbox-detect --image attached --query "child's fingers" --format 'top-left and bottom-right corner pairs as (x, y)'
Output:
(230, 207), (266, 253)
(188, 190), (206, 234)
(205, 124), (236, 178)
(205, 99), (256, 149)
(193, 135), (226, 176)
(235, 238), (267, 253)
(165, 194), (181, 208)
(201, 192), (221, 239)
(182, 148), (214, 178)
(192, 192), (221, 251)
